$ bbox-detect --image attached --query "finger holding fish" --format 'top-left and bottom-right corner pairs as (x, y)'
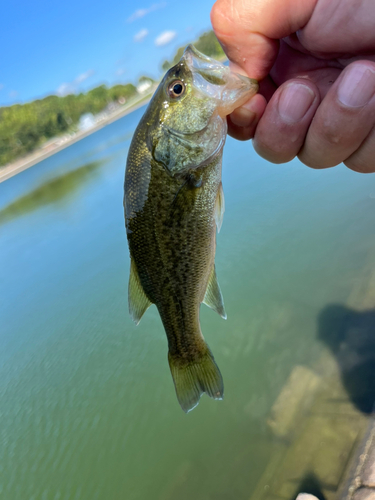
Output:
(253, 79), (320, 164)
(298, 61), (375, 170)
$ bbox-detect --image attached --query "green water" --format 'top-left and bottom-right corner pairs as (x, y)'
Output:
(1, 106), (375, 500)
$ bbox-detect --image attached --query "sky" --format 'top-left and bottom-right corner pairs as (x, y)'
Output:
(0, 0), (216, 106)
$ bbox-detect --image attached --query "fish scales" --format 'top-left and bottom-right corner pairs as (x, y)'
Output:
(124, 45), (258, 412)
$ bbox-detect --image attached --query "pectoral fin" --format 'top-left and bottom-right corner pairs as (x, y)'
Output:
(128, 259), (152, 325)
(214, 182), (225, 233)
(203, 265), (227, 319)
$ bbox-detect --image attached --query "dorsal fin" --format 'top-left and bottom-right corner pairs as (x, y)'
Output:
(203, 265), (227, 319)
(214, 182), (225, 233)
(128, 258), (152, 325)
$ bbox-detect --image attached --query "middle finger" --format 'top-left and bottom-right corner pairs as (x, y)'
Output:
(299, 61), (375, 169)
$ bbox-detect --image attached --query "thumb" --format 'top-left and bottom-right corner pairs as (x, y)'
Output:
(211, 0), (317, 79)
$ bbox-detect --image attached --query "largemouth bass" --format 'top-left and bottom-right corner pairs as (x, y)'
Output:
(124, 45), (257, 412)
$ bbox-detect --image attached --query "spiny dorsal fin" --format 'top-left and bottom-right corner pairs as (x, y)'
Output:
(215, 182), (225, 233)
(203, 265), (227, 319)
(128, 258), (152, 325)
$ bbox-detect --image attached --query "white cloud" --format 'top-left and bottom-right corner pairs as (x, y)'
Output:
(0, 83), (4, 91)
(127, 2), (166, 22)
(155, 30), (176, 47)
(134, 28), (149, 42)
(56, 70), (95, 96)
(75, 69), (95, 84)
(56, 83), (75, 96)
(128, 8), (147, 22)
(9, 90), (18, 98)
(116, 68), (126, 76)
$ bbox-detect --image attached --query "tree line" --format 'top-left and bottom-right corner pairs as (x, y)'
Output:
(0, 84), (137, 166)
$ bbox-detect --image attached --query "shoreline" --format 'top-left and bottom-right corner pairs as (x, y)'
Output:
(0, 90), (155, 184)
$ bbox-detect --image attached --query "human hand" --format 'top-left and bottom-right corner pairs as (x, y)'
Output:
(211, 0), (375, 172)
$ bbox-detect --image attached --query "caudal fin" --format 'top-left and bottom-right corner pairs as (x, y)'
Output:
(168, 347), (224, 413)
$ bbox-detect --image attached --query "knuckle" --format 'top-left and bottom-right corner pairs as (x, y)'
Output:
(319, 117), (349, 148)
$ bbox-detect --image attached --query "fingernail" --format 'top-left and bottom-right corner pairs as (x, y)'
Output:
(230, 105), (256, 127)
(278, 83), (315, 123)
(337, 64), (375, 107)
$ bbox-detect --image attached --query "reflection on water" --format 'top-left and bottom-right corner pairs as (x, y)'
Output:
(0, 160), (102, 225)
(318, 304), (375, 414)
(1, 107), (375, 500)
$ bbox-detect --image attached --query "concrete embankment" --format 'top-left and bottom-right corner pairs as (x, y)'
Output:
(250, 249), (375, 500)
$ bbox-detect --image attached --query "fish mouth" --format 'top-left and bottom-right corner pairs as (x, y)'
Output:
(182, 44), (258, 116)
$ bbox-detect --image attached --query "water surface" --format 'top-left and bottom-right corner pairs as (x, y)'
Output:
(1, 106), (375, 500)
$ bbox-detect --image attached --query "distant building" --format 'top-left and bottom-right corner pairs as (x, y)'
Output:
(104, 102), (117, 113)
(136, 81), (152, 94)
(95, 102), (121, 123)
(78, 113), (95, 131)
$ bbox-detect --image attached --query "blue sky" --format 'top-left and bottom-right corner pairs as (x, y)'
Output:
(0, 0), (215, 106)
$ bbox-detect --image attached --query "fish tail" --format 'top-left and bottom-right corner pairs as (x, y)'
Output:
(168, 346), (224, 413)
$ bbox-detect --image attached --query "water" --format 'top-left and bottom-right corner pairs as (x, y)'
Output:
(1, 106), (375, 500)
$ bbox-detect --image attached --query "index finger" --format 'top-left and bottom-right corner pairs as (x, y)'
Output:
(210, 0), (317, 79)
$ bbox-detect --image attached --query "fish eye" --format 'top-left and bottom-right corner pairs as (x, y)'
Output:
(168, 80), (185, 98)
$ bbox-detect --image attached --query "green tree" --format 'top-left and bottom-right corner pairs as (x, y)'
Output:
(160, 30), (225, 73)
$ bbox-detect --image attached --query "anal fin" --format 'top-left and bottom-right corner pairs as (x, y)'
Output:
(128, 258), (152, 325)
(203, 265), (227, 319)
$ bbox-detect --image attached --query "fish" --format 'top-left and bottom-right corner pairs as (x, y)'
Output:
(124, 45), (258, 412)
